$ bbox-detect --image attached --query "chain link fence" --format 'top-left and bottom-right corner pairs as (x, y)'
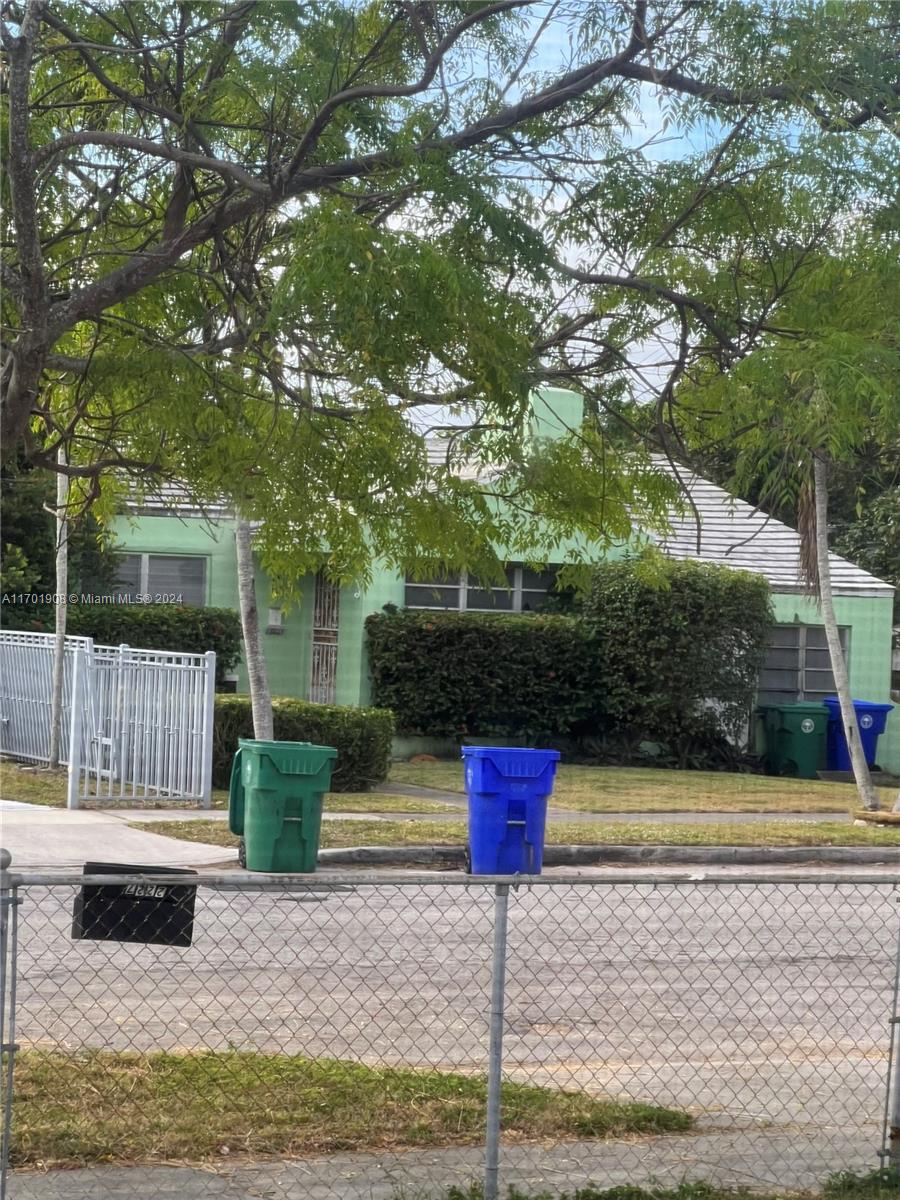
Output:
(2, 868), (900, 1199)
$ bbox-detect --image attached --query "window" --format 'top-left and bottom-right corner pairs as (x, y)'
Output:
(112, 554), (207, 606)
(757, 624), (850, 704)
(404, 564), (559, 613)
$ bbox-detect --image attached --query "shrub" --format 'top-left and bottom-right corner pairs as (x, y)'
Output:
(365, 611), (592, 741)
(365, 560), (772, 766)
(2, 603), (242, 685)
(581, 558), (772, 761)
(212, 695), (394, 792)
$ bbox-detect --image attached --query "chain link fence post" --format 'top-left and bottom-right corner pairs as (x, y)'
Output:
(882, 892), (900, 1172)
(0, 850), (20, 1200)
(484, 882), (510, 1200)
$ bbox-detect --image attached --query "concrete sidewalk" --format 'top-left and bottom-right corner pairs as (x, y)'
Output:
(7, 1125), (880, 1197)
(0, 801), (236, 868)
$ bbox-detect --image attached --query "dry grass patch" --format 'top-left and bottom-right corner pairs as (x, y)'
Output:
(0, 761), (447, 815)
(389, 761), (889, 814)
(133, 817), (900, 850)
(12, 1049), (690, 1167)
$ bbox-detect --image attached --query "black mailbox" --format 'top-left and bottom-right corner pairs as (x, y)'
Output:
(72, 862), (198, 947)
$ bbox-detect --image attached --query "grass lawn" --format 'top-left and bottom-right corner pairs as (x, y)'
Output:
(0, 760), (453, 814)
(390, 760), (894, 814)
(12, 1049), (689, 1168)
(133, 816), (900, 849)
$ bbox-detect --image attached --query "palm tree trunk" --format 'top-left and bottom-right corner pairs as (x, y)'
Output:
(813, 456), (879, 810)
(48, 450), (68, 768)
(235, 518), (273, 739)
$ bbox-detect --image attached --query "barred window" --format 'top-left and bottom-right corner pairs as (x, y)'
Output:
(758, 624), (849, 704)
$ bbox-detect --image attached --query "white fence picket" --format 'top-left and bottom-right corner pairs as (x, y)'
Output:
(0, 630), (215, 808)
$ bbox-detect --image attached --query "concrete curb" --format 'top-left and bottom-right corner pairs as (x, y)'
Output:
(317, 843), (900, 868)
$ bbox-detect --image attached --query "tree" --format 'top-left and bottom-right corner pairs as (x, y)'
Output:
(235, 518), (272, 740)
(0, 455), (119, 603)
(2, 2), (897, 729)
(677, 241), (900, 809)
(832, 486), (900, 627)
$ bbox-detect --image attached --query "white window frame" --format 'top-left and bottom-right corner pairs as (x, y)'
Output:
(114, 553), (208, 605)
(404, 565), (557, 613)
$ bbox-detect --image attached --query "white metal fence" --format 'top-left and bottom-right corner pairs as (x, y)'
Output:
(0, 630), (215, 807)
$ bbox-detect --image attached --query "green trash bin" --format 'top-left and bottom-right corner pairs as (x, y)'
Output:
(228, 739), (337, 872)
(757, 702), (828, 779)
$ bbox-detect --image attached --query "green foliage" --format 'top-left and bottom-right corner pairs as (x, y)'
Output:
(833, 488), (900, 624)
(0, 459), (119, 599)
(212, 695), (394, 792)
(366, 560), (772, 762)
(678, 239), (900, 519)
(365, 611), (592, 742)
(8, 0), (898, 606)
(582, 560), (773, 759)
(1, 603), (242, 685)
(0, 545), (38, 595)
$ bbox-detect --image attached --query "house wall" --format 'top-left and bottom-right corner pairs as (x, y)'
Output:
(109, 518), (898, 770)
(769, 592), (898, 773)
(106, 515), (317, 698)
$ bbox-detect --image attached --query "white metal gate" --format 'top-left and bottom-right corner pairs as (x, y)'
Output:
(0, 630), (215, 807)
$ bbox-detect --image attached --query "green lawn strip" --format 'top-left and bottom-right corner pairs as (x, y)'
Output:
(389, 761), (887, 815)
(0, 762), (450, 815)
(11, 1049), (689, 1168)
(442, 1174), (900, 1200)
(326, 794), (457, 815)
(131, 817), (900, 849)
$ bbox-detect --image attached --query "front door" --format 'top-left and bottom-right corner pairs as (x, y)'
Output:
(310, 571), (340, 704)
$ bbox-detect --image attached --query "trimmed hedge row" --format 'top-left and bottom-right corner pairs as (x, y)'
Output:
(582, 559), (772, 745)
(3, 603), (242, 685)
(213, 695), (394, 792)
(365, 611), (592, 740)
(366, 559), (773, 760)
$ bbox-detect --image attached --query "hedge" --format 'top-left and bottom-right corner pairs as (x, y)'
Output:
(365, 611), (592, 741)
(365, 560), (772, 764)
(581, 558), (772, 751)
(3, 603), (242, 685)
(213, 695), (394, 792)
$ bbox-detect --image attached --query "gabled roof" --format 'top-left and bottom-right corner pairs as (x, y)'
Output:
(653, 464), (893, 598)
(123, 451), (893, 599)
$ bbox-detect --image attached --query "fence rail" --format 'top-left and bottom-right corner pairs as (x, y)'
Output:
(0, 630), (215, 807)
(1, 869), (899, 1200)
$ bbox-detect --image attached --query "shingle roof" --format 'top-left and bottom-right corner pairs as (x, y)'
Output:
(653, 463), (893, 598)
(126, 482), (231, 520)
(125, 452), (893, 599)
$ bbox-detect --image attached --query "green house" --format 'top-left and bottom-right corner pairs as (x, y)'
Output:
(109, 389), (898, 771)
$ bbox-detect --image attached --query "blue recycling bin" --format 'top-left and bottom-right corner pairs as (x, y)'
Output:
(822, 697), (894, 771)
(462, 746), (560, 875)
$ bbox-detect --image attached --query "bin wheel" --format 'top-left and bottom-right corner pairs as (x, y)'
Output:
(464, 844), (472, 875)
(238, 838), (246, 869)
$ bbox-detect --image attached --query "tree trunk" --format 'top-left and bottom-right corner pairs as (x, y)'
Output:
(235, 518), (273, 739)
(48, 449), (68, 768)
(813, 456), (879, 810)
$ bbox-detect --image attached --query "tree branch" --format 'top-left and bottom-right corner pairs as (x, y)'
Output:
(34, 131), (272, 194)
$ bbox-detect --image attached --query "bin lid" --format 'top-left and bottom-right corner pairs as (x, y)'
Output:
(238, 738), (337, 758)
(822, 696), (894, 713)
(462, 746), (561, 761)
(756, 701), (828, 714)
